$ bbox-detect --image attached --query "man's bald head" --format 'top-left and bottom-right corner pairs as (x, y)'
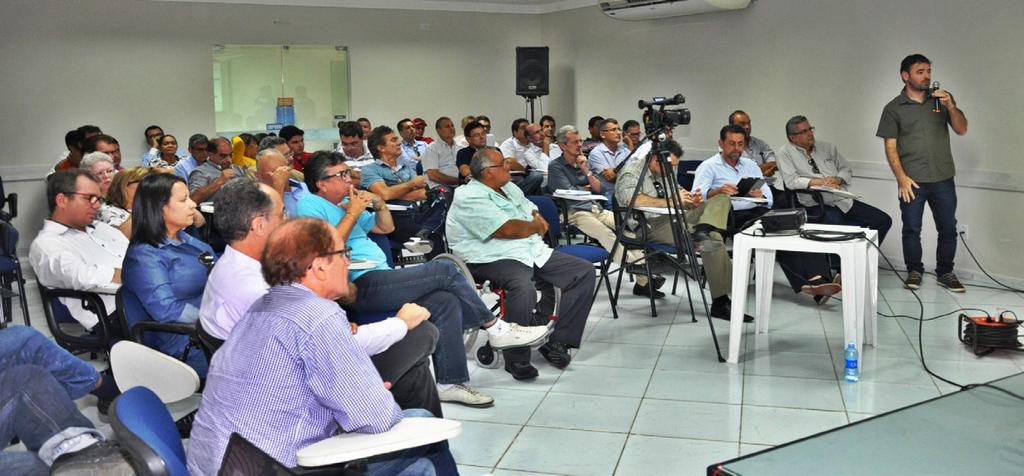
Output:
(256, 148), (288, 186)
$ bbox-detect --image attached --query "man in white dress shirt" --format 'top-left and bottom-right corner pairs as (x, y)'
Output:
(198, 178), (444, 415)
(30, 170), (128, 329)
(421, 116), (463, 189)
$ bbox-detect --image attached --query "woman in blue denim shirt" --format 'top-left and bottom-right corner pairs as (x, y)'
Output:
(122, 173), (214, 376)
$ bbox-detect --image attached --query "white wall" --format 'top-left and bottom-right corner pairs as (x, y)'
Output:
(541, 0), (1024, 281)
(3, 0), (1022, 283)
(0, 0), (542, 254)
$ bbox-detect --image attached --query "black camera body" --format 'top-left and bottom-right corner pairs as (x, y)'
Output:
(639, 94), (691, 133)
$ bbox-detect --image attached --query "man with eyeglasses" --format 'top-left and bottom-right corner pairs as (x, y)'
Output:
(30, 169), (128, 330)
(702, 124), (842, 305)
(622, 119), (643, 155)
(448, 148), (596, 380)
(729, 110), (786, 206)
(188, 136), (244, 203)
(297, 151), (549, 407)
(188, 218), (459, 475)
(587, 118), (632, 201)
(549, 125), (662, 297)
(173, 134), (211, 180)
(200, 179), (443, 415)
(777, 115), (892, 243)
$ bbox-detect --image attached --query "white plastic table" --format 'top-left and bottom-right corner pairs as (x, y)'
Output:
(727, 223), (879, 364)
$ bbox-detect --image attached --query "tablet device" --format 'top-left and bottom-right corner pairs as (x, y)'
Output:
(736, 177), (765, 197)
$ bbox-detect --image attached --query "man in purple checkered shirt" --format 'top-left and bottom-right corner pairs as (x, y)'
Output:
(186, 218), (457, 475)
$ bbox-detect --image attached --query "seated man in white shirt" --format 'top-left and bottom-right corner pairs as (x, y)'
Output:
(198, 178), (444, 416)
(29, 169), (128, 330)
(421, 116), (463, 189)
(497, 118), (544, 195)
(697, 125), (841, 304)
(522, 122), (554, 186)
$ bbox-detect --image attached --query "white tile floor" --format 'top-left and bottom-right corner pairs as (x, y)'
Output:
(6, 269), (1024, 476)
(442, 269), (1024, 476)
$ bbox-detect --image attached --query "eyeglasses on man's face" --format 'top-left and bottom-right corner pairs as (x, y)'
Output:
(66, 192), (106, 205)
(321, 169), (353, 181)
(320, 247), (353, 260)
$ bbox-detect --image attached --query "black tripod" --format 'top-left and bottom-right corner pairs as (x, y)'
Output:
(608, 127), (726, 362)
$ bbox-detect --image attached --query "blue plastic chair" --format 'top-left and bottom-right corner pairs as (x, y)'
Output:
(527, 195), (617, 319)
(110, 386), (189, 476)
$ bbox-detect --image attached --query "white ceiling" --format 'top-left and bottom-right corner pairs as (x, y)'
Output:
(151, 0), (596, 15)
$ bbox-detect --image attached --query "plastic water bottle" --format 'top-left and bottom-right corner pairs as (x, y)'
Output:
(844, 343), (860, 382)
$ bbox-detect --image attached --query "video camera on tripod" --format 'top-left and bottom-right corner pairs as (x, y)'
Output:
(639, 94), (691, 134)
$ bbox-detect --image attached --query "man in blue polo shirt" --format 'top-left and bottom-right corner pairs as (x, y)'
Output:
(361, 125), (446, 258)
(296, 151), (550, 405)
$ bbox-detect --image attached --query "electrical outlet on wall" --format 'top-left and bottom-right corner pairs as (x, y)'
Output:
(957, 223), (969, 241)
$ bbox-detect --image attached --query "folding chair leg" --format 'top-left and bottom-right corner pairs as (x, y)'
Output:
(644, 257), (657, 318)
(15, 267), (29, 326)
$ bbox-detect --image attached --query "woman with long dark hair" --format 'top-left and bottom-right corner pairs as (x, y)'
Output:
(121, 173), (214, 376)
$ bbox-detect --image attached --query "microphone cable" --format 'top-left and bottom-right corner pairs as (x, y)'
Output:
(864, 238), (1024, 401)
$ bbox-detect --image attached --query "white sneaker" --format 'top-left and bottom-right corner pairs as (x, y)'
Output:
(438, 384), (494, 408)
(487, 322), (549, 350)
(403, 237), (433, 254)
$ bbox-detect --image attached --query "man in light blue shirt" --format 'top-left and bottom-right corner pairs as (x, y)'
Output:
(397, 118), (427, 169)
(694, 124), (773, 230)
(447, 148), (595, 381)
(698, 125), (839, 304)
(255, 147), (308, 217)
(587, 118), (632, 201)
(174, 134), (210, 180)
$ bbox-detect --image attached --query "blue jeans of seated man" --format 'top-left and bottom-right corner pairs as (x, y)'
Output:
(1, 365), (99, 476)
(0, 326), (99, 400)
(390, 201), (446, 260)
(899, 178), (957, 275)
(351, 260), (493, 385)
(364, 408), (458, 476)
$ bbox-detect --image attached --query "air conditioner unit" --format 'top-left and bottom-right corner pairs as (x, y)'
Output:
(599, 0), (752, 21)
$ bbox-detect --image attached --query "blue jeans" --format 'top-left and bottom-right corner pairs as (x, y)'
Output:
(365, 409), (459, 476)
(351, 260), (492, 385)
(0, 326), (99, 400)
(899, 178), (957, 274)
(1, 365), (99, 475)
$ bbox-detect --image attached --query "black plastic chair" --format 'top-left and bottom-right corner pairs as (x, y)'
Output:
(675, 159), (702, 191)
(115, 286), (201, 364)
(37, 283), (116, 357)
(194, 318), (224, 362)
(0, 221), (29, 327)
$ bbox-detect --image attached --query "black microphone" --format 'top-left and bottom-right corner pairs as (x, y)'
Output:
(931, 81), (941, 112)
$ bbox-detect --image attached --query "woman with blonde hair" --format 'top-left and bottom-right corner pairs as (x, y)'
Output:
(97, 166), (151, 237)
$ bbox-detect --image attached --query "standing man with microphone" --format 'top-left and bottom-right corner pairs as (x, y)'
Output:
(877, 54), (968, 292)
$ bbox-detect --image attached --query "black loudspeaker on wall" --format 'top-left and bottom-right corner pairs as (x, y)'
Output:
(516, 46), (549, 97)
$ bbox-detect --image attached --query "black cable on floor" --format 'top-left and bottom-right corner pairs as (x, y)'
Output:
(957, 232), (1024, 293)
(864, 239), (1024, 401)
